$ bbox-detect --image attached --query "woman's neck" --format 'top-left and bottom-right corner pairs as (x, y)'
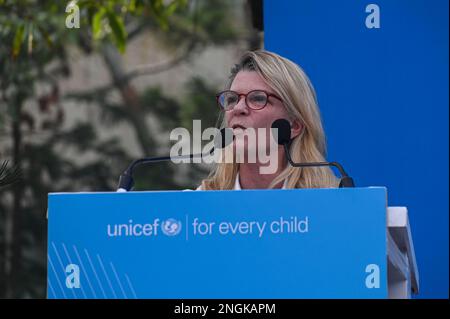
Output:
(238, 148), (287, 189)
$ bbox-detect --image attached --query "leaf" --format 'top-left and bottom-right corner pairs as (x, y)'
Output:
(27, 23), (33, 55)
(92, 8), (106, 40)
(37, 25), (53, 48)
(0, 160), (22, 188)
(129, 0), (137, 12)
(152, 0), (164, 11)
(12, 24), (25, 58)
(149, 0), (169, 30)
(106, 10), (127, 53)
(165, 0), (187, 16)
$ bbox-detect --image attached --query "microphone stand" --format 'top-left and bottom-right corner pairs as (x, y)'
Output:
(282, 144), (355, 188)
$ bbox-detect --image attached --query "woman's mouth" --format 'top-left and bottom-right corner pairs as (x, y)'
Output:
(232, 124), (247, 130)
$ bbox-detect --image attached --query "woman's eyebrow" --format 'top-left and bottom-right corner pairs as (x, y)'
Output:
(230, 88), (274, 94)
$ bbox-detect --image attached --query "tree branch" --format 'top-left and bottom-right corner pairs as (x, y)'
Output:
(124, 40), (199, 81)
(0, 160), (22, 188)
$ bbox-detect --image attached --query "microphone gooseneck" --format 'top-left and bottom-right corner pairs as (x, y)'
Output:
(117, 127), (234, 192)
(271, 119), (355, 188)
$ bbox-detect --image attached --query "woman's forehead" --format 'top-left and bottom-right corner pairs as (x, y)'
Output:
(230, 71), (274, 93)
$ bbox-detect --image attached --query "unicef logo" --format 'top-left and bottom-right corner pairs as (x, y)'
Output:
(161, 219), (182, 236)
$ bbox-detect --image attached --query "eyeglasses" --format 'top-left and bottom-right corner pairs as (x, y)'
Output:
(216, 90), (283, 111)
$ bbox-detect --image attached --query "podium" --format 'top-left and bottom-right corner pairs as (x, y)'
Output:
(47, 187), (419, 299)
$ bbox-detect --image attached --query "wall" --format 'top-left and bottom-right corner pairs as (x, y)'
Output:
(265, 0), (449, 298)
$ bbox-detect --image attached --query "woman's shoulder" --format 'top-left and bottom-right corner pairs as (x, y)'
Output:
(182, 185), (203, 191)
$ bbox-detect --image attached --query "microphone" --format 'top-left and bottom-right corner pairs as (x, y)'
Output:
(117, 127), (234, 192)
(271, 119), (355, 188)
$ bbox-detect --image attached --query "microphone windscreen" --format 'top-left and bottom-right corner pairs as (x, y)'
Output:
(271, 119), (291, 145)
(214, 127), (234, 149)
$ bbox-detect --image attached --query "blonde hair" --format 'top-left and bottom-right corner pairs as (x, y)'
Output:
(201, 50), (338, 190)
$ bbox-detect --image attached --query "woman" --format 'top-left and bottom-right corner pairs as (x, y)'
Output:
(198, 50), (338, 190)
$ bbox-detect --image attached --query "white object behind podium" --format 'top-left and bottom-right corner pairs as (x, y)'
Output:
(387, 207), (419, 299)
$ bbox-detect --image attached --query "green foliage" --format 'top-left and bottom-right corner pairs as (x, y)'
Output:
(92, 8), (107, 40)
(105, 9), (127, 53)
(141, 87), (182, 129)
(181, 77), (222, 130)
(12, 24), (25, 58)
(0, 0), (189, 58)
(0, 0), (245, 298)
(0, 161), (21, 188)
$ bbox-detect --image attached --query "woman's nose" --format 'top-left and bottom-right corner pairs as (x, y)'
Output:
(232, 95), (249, 115)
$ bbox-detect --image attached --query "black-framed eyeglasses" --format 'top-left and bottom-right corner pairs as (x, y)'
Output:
(216, 90), (283, 111)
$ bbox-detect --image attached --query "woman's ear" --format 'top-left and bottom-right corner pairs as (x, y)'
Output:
(290, 119), (303, 139)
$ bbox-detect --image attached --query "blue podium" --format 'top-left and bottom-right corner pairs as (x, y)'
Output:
(47, 187), (418, 299)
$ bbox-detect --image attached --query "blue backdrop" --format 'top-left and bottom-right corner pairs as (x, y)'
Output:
(265, 0), (449, 298)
